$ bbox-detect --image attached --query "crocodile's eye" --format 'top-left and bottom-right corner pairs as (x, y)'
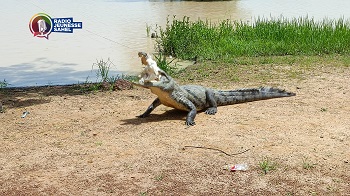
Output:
(160, 75), (169, 82)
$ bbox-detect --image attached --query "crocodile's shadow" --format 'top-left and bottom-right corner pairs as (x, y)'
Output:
(121, 109), (192, 125)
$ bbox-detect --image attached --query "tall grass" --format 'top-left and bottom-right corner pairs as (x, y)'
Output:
(158, 16), (350, 60)
(154, 53), (177, 75)
(0, 79), (9, 89)
(92, 58), (112, 83)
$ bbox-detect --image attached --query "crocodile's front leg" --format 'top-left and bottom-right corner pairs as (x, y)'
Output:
(174, 95), (197, 126)
(137, 98), (161, 118)
(186, 108), (197, 126)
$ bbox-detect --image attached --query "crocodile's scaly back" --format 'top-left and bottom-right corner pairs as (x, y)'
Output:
(214, 87), (296, 106)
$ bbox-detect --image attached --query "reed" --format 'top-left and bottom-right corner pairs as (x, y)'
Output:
(0, 79), (9, 89)
(158, 16), (350, 60)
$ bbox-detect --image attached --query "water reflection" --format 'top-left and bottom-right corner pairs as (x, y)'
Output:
(2, 58), (92, 86)
(1, 0), (349, 87)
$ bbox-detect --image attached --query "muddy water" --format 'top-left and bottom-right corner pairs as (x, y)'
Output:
(1, 0), (350, 87)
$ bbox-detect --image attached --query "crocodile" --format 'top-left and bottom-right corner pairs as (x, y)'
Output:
(135, 71), (295, 126)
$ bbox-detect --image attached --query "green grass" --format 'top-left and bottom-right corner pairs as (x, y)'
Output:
(146, 23), (151, 37)
(0, 79), (9, 89)
(154, 173), (164, 181)
(158, 16), (350, 61)
(139, 192), (147, 196)
(154, 52), (177, 75)
(81, 58), (137, 92)
(259, 156), (277, 174)
(320, 108), (328, 112)
(302, 156), (317, 170)
(174, 55), (350, 84)
(93, 58), (113, 83)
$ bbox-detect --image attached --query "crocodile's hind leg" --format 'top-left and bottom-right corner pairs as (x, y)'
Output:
(137, 98), (161, 118)
(204, 89), (218, 115)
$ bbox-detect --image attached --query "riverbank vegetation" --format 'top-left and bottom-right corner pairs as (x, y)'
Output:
(158, 16), (350, 61)
(174, 55), (350, 86)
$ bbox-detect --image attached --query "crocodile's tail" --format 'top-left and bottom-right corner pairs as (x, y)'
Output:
(215, 87), (295, 106)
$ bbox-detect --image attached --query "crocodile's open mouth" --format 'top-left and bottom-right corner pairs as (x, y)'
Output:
(138, 76), (161, 86)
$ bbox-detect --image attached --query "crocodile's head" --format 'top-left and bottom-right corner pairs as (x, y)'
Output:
(134, 70), (176, 92)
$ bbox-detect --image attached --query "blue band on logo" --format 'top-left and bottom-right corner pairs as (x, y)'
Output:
(52, 17), (82, 33)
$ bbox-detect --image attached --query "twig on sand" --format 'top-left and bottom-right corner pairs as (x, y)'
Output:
(184, 146), (250, 156)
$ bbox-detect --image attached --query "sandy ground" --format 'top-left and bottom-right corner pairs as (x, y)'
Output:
(0, 66), (349, 195)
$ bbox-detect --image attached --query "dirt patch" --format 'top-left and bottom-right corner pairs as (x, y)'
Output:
(0, 67), (349, 195)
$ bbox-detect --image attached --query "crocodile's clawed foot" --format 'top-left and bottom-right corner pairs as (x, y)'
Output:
(205, 107), (217, 115)
(137, 114), (149, 118)
(185, 120), (196, 126)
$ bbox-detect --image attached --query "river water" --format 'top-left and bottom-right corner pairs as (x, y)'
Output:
(1, 0), (350, 87)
